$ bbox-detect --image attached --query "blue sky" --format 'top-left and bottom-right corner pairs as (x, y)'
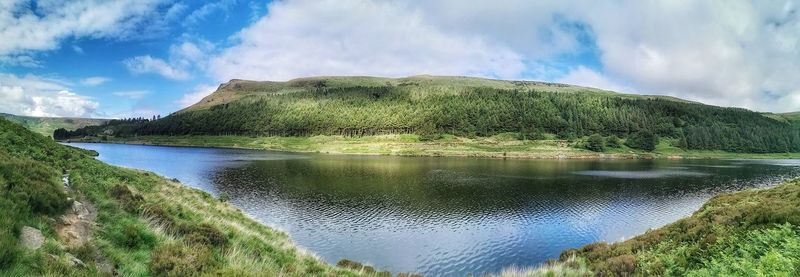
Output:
(1, 1), (266, 118)
(1, 1), (800, 118)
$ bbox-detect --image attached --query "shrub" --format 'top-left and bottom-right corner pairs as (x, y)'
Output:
(140, 203), (178, 231)
(149, 244), (218, 277)
(418, 134), (443, 141)
(602, 254), (637, 276)
(586, 134), (605, 152)
(336, 259), (363, 270)
(218, 192), (231, 203)
(625, 130), (658, 151)
(178, 223), (228, 248)
(0, 156), (71, 215)
(110, 220), (156, 249)
(110, 184), (144, 212)
(516, 129), (546, 140)
(0, 230), (17, 269)
(606, 135), (621, 148)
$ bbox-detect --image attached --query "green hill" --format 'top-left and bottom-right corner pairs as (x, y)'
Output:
(0, 113), (107, 137)
(60, 75), (800, 154)
(0, 118), (364, 276)
(5, 108), (800, 276)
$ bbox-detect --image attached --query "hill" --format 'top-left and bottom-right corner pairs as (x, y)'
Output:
(0, 117), (367, 276)
(0, 113), (107, 137)
(60, 75), (800, 154)
(5, 112), (799, 276)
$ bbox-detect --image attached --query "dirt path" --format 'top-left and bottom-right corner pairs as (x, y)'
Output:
(56, 173), (116, 275)
(56, 200), (97, 248)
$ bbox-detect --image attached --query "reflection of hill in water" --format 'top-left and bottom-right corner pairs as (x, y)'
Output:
(208, 155), (800, 276)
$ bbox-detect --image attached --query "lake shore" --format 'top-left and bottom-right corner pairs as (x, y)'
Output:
(64, 134), (800, 160)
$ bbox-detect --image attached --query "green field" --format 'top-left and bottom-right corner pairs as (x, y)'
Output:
(68, 133), (800, 160)
(0, 113), (107, 137)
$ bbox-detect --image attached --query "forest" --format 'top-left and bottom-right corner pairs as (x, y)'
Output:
(55, 77), (800, 153)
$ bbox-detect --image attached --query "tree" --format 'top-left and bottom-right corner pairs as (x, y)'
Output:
(626, 130), (658, 151)
(586, 134), (605, 152)
(53, 128), (68, 140)
(606, 135), (621, 148)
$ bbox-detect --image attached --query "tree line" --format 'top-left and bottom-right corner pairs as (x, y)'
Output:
(56, 85), (800, 153)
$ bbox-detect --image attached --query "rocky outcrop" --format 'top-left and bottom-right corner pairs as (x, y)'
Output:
(20, 226), (44, 250)
(56, 200), (97, 248)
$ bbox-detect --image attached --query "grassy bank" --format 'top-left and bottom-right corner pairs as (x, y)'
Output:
(499, 178), (800, 276)
(0, 119), (370, 275)
(68, 134), (800, 160)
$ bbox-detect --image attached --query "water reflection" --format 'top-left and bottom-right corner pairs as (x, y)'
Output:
(69, 143), (800, 276)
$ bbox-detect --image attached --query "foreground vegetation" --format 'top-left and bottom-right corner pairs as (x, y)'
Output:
(58, 76), (800, 154)
(500, 178), (800, 276)
(0, 118), (373, 276)
(0, 112), (106, 137)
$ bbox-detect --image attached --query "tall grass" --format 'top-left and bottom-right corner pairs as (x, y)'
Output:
(0, 117), (362, 276)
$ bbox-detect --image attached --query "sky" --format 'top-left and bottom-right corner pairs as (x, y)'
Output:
(1, 0), (800, 118)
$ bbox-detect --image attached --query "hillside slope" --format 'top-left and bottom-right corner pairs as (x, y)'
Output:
(0, 118), (365, 276)
(0, 113), (107, 137)
(63, 75), (800, 153)
(498, 178), (800, 276)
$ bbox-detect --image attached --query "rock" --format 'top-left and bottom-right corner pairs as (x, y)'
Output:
(65, 253), (86, 268)
(57, 200), (97, 248)
(20, 226), (44, 250)
(97, 259), (116, 275)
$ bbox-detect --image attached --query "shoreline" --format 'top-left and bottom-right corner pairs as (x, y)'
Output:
(62, 134), (800, 160)
(64, 136), (800, 276)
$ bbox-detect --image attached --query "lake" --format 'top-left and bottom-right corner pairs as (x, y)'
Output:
(69, 142), (800, 276)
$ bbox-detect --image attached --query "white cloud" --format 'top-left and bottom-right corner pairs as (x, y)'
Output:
(0, 54), (41, 67)
(205, 0), (800, 112)
(0, 0), (167, 59)
(123, 55), (191, 80)
(72, 45), (84, 54)
(0, 73), (98, 117)
(105, 108), (161, 119)
(184, 1), (236, 27)
(573, 1), (800, 112)
(421, 1), (800, 112)
(123, 39), (212, 81)
(169, 39), (213, 69)
(112, 90), (149, 99)
(81, 76), (110, 86)
(176, 84), (218, 108)
(209, 0), (524, 82)
(556, 66), (633, 93)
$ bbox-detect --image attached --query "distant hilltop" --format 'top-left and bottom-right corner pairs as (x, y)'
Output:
(60, 75), (800, 154)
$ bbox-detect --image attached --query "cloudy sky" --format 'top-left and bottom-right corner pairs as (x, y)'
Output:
(1, 0), (799, 118)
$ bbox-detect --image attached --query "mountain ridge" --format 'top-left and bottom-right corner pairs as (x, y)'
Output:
(185, 75), (703, 113)
(58, 75), (800, 154)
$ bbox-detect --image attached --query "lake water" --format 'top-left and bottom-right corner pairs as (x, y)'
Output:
(69, 143), (800, 276)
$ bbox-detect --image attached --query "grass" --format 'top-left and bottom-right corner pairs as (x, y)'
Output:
(0, 117), (371, 275)
(70, 133), (800, 160)
(548, 177), (800, 276)
(496, 254), (590, 277)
